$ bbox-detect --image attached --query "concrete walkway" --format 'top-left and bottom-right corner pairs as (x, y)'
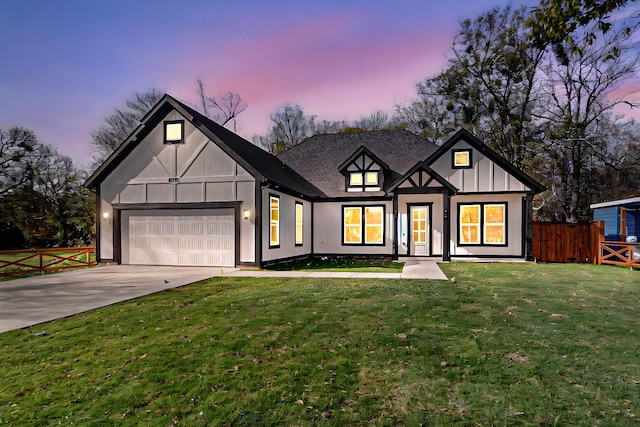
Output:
(0, 261), (446, 333)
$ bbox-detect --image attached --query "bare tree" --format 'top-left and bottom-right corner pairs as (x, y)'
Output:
(254, 104), (315, 154)
(90, 90), (163, 170)
(0, 126), (38, 197)
(197, 80), (247, 132)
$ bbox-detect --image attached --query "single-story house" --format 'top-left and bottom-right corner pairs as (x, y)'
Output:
(85, 94), (545, 267)
(591, 196), (640, 242)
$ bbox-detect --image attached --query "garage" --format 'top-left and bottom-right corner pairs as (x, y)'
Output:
(121, 209), (235, 267)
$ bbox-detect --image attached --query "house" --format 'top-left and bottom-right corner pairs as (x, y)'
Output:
(85, 94), (545, 267)
(591, 197), (640, 242)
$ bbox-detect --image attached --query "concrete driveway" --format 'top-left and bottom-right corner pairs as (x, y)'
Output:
(0, 265), (221, 333)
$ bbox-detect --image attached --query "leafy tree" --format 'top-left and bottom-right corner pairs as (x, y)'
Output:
(526, 0), (638, 63)
(0, 126), (38, 197)
(254, 104), (316, 154)
(90, 90), (163, 170)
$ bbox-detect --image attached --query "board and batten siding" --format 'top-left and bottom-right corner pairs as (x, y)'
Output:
(430, 140), (531, 193)
(312, 200), (394, 256)
(99, 110), (256, 263)
(261, 189), (312, 262)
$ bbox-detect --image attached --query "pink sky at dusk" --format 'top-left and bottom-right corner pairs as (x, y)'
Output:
(1, 0), (637, 170)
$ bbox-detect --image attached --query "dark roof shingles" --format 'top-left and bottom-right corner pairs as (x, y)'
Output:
(277, 130), (438, 197)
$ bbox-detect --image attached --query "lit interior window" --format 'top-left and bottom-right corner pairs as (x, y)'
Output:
(460, 205), (480, 244)
(344, 207), (362, 244)
(454, 150), (471, 167)
(365, 172), (378, 185)
(484, 204), (505, 244)
(165, 122), (183, 143)
(350, 173), (363, 186)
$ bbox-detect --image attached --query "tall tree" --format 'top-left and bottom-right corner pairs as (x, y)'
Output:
(254, 104), (316, 154)
(0, 126), (38, 197)
(90, 90), (163, 170)
(534, 19), (639, 222)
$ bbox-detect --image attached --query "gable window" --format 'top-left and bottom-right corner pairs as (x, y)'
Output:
(452, 149), (472, 168)
(164, 120), (184, 144)
(295, 202), (303, 246)
(343, 205), (384, 245)
(459, 202), (507, 246)
(269, 195), (280, 248)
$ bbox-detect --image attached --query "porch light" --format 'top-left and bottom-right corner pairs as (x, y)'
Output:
(102, 211), (110, 221)
(243, 210), (251, 220)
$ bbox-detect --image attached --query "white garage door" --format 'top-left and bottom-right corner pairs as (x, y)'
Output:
(123, 209), (235, 267)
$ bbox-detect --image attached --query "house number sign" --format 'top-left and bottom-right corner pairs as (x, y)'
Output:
(168, 178), (180, 184)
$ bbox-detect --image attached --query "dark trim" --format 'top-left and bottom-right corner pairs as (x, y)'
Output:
(341, 204), (386, 246)
(423, 128), (546, 194)
(163, 120), (184, 144)
(295, 201), (304, 247)
(312, 252), (395, 258)
(395, 187), (450, 195)
(338, 145), (391, 173)
(261, 180), (316, 202)
(268, 193), (280, 249)
(407, 203), (433, 256)
(386, 161), (458, 194)
(95, 186), (101, 262)
(443, 192), (451, 261)
(451, 149), (472, 169)
(457, 202), (509, 247)
(345, 170), (382, 192)
(234, 204), (241, 266)
(310, 200), (315, 255)
(523, 194), (534, 260)
(113, 207), (121, 264)
(111, 201), (241, 210)
(455, 191), (534, 196)
(255, 183), (263, 265)
(392, 196), (399, 260)
(314, 195), (392, 203)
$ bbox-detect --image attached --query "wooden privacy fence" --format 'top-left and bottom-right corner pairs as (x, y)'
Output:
(0, 247), (97, 277)
(532, 221), (603, 264)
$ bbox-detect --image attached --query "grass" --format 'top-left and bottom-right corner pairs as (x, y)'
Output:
(268, 256), (404, 272)
(0, 263), (639, 425)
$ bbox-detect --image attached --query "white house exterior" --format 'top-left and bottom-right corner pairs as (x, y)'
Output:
(86, 94), (545, 267)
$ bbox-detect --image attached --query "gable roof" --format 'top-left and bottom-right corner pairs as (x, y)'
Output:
(277, 130), (439, 198)
(337, 145), (391, 173)
(387, 161), (458, 194)
(85, 94), (323, 198)
(424, 128), (546, 194)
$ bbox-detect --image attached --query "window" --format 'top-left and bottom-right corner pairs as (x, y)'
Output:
(349, 173), (363, 186)
(269, 195), (279, 247)
(295, 202), (303, 246)
(164, 120), (184, 143)
(459, 202), (507, 246)
(343, 205), (384, 245)
(452, 149), (472, 168)
(348, 171), (379, 191)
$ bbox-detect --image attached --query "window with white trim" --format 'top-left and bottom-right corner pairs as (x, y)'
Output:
(295, 202), (303, 246)
(269, 195), (280, 247)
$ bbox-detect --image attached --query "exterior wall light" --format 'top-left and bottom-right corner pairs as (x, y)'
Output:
(243, 210), (251, 220)
(102, 212), (110, 221)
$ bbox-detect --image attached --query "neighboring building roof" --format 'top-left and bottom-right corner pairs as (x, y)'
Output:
(590, 196), (640, 209)
(277, 130), (439, 198)
(85, 95), (324, 199)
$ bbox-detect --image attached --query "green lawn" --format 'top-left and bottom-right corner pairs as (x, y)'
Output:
(1, 263), (638, 425)
(268, 256), (404, 272)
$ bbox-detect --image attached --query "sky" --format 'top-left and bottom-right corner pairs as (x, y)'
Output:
(0, 0), (637, 170)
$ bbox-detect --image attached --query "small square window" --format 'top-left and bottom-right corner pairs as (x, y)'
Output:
(452, 149), (471, 168)
(164, 121), (184, 143)
(350, 173), (363, 186)
(365, 172), (378, 185)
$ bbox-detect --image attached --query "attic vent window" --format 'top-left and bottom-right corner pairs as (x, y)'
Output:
(164, 120), (184, 144)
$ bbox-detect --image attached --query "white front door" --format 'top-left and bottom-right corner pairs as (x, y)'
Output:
(410, 206), (429, 256)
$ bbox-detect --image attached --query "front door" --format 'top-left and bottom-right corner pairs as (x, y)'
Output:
(410, 205), (430, 256)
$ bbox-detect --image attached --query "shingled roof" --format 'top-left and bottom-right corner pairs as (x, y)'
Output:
(277, 130), (439, 198)
(86, 95), (323, 199)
